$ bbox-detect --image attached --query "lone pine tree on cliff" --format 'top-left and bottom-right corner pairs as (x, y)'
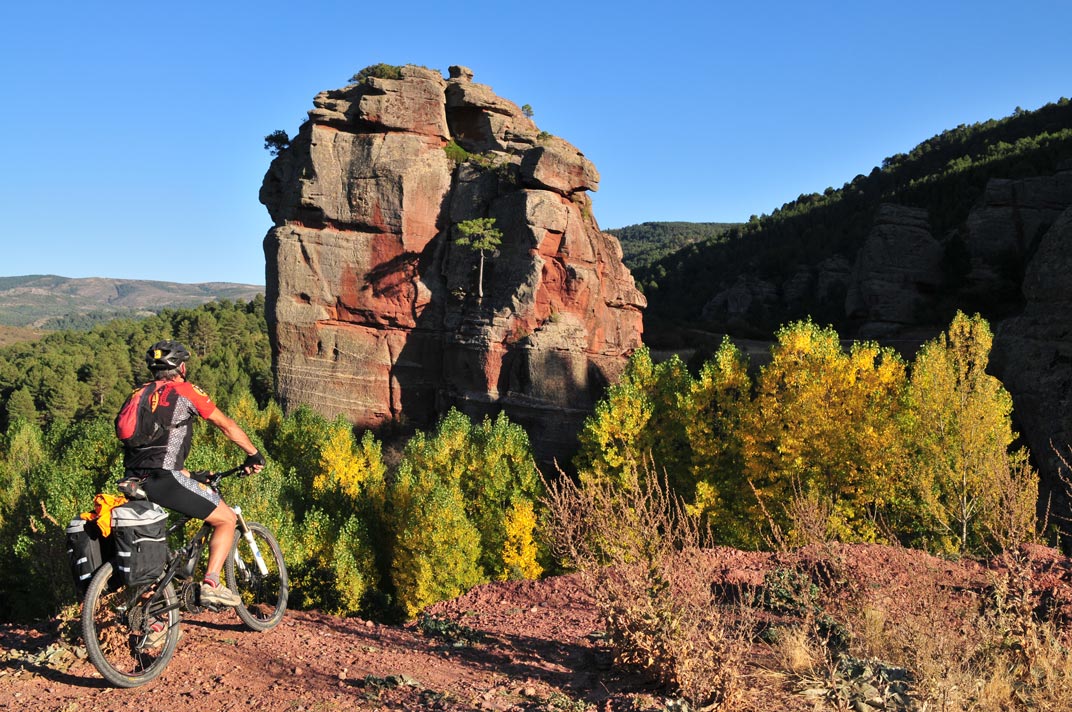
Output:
(455, 217), (503, 300)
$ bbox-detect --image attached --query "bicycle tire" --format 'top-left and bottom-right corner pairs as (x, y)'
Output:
(226, 521), (288, 632)
(81, 562), (180, 687)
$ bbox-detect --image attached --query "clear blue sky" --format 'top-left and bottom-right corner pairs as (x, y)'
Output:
(2, 1), (1069, 285)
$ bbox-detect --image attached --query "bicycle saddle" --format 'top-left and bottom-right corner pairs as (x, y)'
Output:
(117, 477), (149, 500)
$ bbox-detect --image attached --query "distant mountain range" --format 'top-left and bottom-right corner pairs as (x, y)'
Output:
(0, 275), (264, 329)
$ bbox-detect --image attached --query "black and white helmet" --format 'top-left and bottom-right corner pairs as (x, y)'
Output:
(145, 340), (191, 372)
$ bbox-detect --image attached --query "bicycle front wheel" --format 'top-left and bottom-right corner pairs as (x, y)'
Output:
(226, 521), (288, 631)
(81, 562), (180, 687)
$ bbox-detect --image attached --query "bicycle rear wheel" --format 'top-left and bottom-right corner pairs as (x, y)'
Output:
(81, 562), (180, 687)
(226, 521), (288, 631)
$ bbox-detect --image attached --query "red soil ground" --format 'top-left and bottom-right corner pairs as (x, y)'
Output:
(3, 543), (1072, 711)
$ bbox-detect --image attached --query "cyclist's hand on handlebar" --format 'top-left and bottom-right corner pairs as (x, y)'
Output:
(190, 470), (212, 484)
(242, 450), (267, 475)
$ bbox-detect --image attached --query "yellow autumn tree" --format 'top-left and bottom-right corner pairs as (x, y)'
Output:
(227, 391), (281, 435)
(901, 311), (1033, 555)
(388, 454), (485, 619)
(501, 499), (543, 580)
(315, 417), (386, 501)
(273, 416), (385, 614)
(386, 408), (544, 617)
(680, 338), (754, 546)
(461, 412), (544, 580)
(574, 347), (692, 492)
(741, 320), (907, 543)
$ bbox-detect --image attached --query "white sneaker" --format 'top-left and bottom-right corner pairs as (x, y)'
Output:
(200, 581), (242, 607)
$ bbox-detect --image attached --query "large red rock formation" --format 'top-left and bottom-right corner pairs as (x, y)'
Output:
(260, 65), (645, 462)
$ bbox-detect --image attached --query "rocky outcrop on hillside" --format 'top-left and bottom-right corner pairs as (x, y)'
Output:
(964, 171), (1072, 302)
(845, 204), (946, 337)
(992, 203), (1072, 484)
(260, 65), (644, 463)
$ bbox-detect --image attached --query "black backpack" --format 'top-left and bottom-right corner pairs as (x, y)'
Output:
(115, 382), (169, 448)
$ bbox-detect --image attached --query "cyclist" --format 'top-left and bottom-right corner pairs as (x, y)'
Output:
(116, 340), (266, 620)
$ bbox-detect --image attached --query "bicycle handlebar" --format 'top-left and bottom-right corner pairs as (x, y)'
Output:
(190, 464), (250, 489)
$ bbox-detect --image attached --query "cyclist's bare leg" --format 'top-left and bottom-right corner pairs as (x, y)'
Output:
(204, 502), (237, 577)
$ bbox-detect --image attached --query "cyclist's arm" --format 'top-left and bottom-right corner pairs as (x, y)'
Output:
(205, 408), (259, 458)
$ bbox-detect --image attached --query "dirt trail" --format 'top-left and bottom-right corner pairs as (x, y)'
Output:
(3, 544), (1072, 711)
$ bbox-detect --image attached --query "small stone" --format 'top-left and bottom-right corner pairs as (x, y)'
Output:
(293, 666), (303, 675)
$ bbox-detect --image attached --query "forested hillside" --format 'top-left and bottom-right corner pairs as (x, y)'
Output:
(637, 98), (1072, 337)
(0, 275), (263, 329)
(0, 297), (272, 430)
(605, 221), (738, 272)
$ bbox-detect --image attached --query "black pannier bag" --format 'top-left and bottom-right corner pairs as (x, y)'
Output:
(66, 518), (110, 595)
(111, 501), (169, 587)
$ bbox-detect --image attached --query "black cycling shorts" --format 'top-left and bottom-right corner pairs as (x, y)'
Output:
(137, 469), (221, 520)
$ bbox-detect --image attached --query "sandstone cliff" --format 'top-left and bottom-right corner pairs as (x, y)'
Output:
(260, 65), (645, 463)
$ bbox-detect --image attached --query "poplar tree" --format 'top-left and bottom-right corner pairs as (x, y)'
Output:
(681, 338), (754, 545)
(902, 311), (1027, 555)
(741, 320), (907, 543)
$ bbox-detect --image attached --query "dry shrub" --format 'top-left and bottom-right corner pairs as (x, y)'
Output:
(856, 605), (888, 659)
(784, 483), (838, 549)
(969, 553), (1072, 709)
(982, 449), (1040, 554)
(842, 551), (1072, 711)
(770, 623), (823, 675)
(541, 464), (753, 709)
(749, 477), (841, 552)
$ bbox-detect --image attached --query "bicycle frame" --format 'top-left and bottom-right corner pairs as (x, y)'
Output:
(146, 514), (262, 617)
(131, 474), (271, 635)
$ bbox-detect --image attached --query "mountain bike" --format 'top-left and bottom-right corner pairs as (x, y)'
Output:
(80, 466), (288, 687)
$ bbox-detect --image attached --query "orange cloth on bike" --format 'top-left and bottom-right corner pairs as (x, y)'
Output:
(80, 493), (128, 537)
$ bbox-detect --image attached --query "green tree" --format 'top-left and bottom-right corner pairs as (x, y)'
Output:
(574, 347), (692, 493)
(901, 312), (1024, 555)
(351, 63), (403, 83)
(83, 357), (119, 415)
(461, 412), (544, 579)
(681, 338), (753, 545)
(39, 367), (86, 427)
(0, 418), (43, 525)
(387, 454), (484, 619)
(4, 387), (38, 425)
(455, 218), (503, 300)
(264, 130), (290, 156)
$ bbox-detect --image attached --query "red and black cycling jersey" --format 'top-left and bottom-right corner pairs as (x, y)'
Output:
(121, 380), (217, 471)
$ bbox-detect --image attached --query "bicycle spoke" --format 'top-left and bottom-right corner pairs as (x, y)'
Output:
(226, 522), (288, 631)
(82, 563), (180, 687)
